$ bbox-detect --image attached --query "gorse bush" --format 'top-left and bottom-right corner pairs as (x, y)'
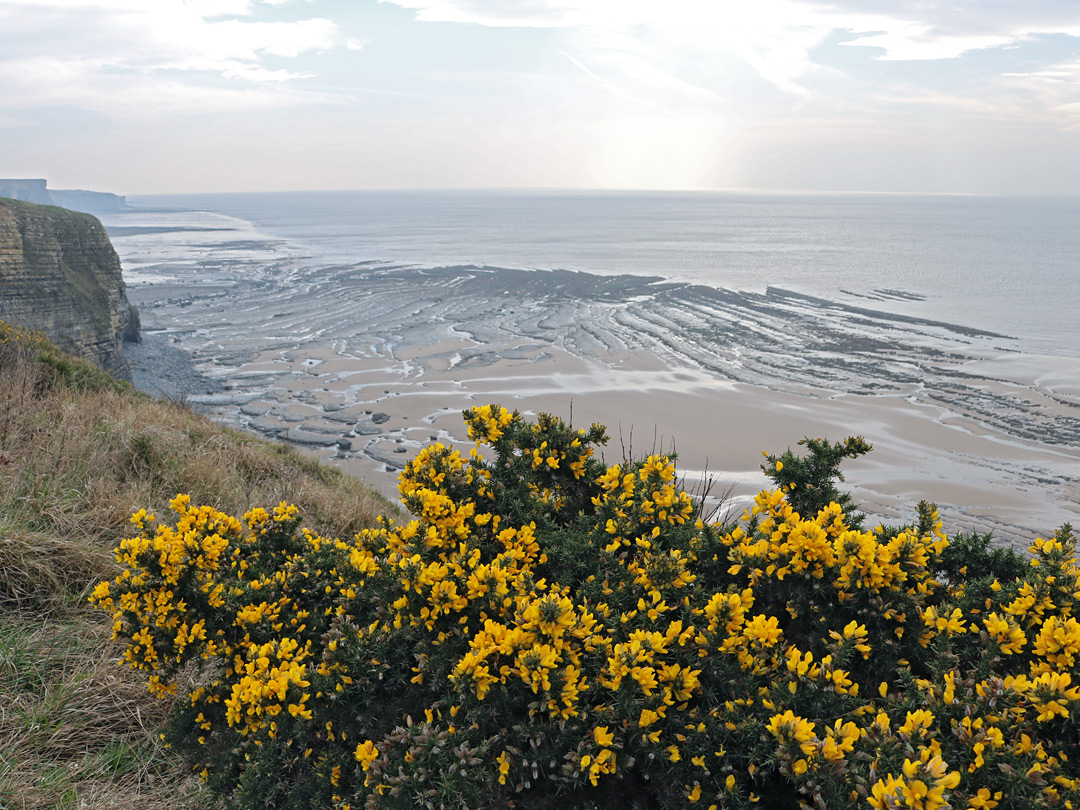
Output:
(93, 405), (1080, 810)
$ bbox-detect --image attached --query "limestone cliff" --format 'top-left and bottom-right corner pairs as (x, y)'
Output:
(49, 189), (131, 215)
(0, 178), (52, 206)
(0, 198), (138, 379)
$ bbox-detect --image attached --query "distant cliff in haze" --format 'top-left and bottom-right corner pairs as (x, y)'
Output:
(0, 178), (132, 214)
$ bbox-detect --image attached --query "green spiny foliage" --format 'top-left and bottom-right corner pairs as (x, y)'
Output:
(93, 405), (1080, 810)
(761, 435), (872, 528)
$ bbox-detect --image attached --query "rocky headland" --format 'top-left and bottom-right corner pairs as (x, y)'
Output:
(0, 197), (139, 379)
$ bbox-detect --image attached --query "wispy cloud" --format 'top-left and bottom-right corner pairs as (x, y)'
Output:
(384, 0), (838, 97)
(4, 0), (1079, 192)
(383, 0), (1080, 112)
(0, 0), (348, 118)
(1003, 57), (1080, 130)
(560, 43), (725, 111)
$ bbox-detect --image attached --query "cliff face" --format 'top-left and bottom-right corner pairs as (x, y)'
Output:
(49, 189), (131, 215)
(0, 198), (138, 379)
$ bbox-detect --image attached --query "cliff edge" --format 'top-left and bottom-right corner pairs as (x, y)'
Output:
(0, 198), (138, 379)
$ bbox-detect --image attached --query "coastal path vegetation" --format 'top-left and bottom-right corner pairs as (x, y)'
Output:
(91, 397), (1079, 810)
(0, 321), (395, 809)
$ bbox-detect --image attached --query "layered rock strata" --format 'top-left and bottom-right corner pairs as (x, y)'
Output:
(0, 198), (138, 379)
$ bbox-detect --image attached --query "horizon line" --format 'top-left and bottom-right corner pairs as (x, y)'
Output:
(123, 186), (1080, 199)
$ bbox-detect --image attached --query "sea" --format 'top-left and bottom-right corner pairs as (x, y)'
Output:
(99, 190), (1080, 542)
(117, 189), (1080, 353)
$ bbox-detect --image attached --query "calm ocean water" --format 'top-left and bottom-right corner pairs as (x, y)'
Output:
(129, 190), (1080, 355)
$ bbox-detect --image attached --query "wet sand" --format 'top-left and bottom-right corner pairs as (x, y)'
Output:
(111, 223), (1080, 550)
(99, 204), (1080, 552)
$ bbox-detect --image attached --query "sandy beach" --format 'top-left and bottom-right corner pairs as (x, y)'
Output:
(117, 245), (1080, 550)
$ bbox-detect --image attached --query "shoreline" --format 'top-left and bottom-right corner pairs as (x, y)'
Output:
(110, 210), (1080, 550)
(123, 284), (1080, 549)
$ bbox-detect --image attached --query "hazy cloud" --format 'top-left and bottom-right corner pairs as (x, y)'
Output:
(1003, 57), (1080, 130)
(3, 0), (1079, 192)
(0, 0), (347, 119)
(383, 0), (1080, 99)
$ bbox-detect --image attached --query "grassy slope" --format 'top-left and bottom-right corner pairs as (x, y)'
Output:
(0, 323), (399, 810)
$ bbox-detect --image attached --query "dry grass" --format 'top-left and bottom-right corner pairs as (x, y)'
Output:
(0, 614), (192, 810)
(0, 322), (400, 809)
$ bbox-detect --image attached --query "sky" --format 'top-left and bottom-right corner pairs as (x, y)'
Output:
(1, 0), (1079, 194)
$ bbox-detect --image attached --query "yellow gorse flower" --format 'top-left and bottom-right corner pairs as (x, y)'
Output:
(86, 405), (1080, 810)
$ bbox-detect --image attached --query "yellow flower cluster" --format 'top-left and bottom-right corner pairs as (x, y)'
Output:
(0, 320), (50, 352)
(580, 725), (618, 785)
(728, 488), (946, 601)
(595, 454), (696, 555)
(868, 749), (961, 810)
(90, 406), (1080, 810)
(91, 495), (322, 735)
(464, 403), (516, 444)
(90, 495), (244, 690)
(224, 636), (313, 735)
